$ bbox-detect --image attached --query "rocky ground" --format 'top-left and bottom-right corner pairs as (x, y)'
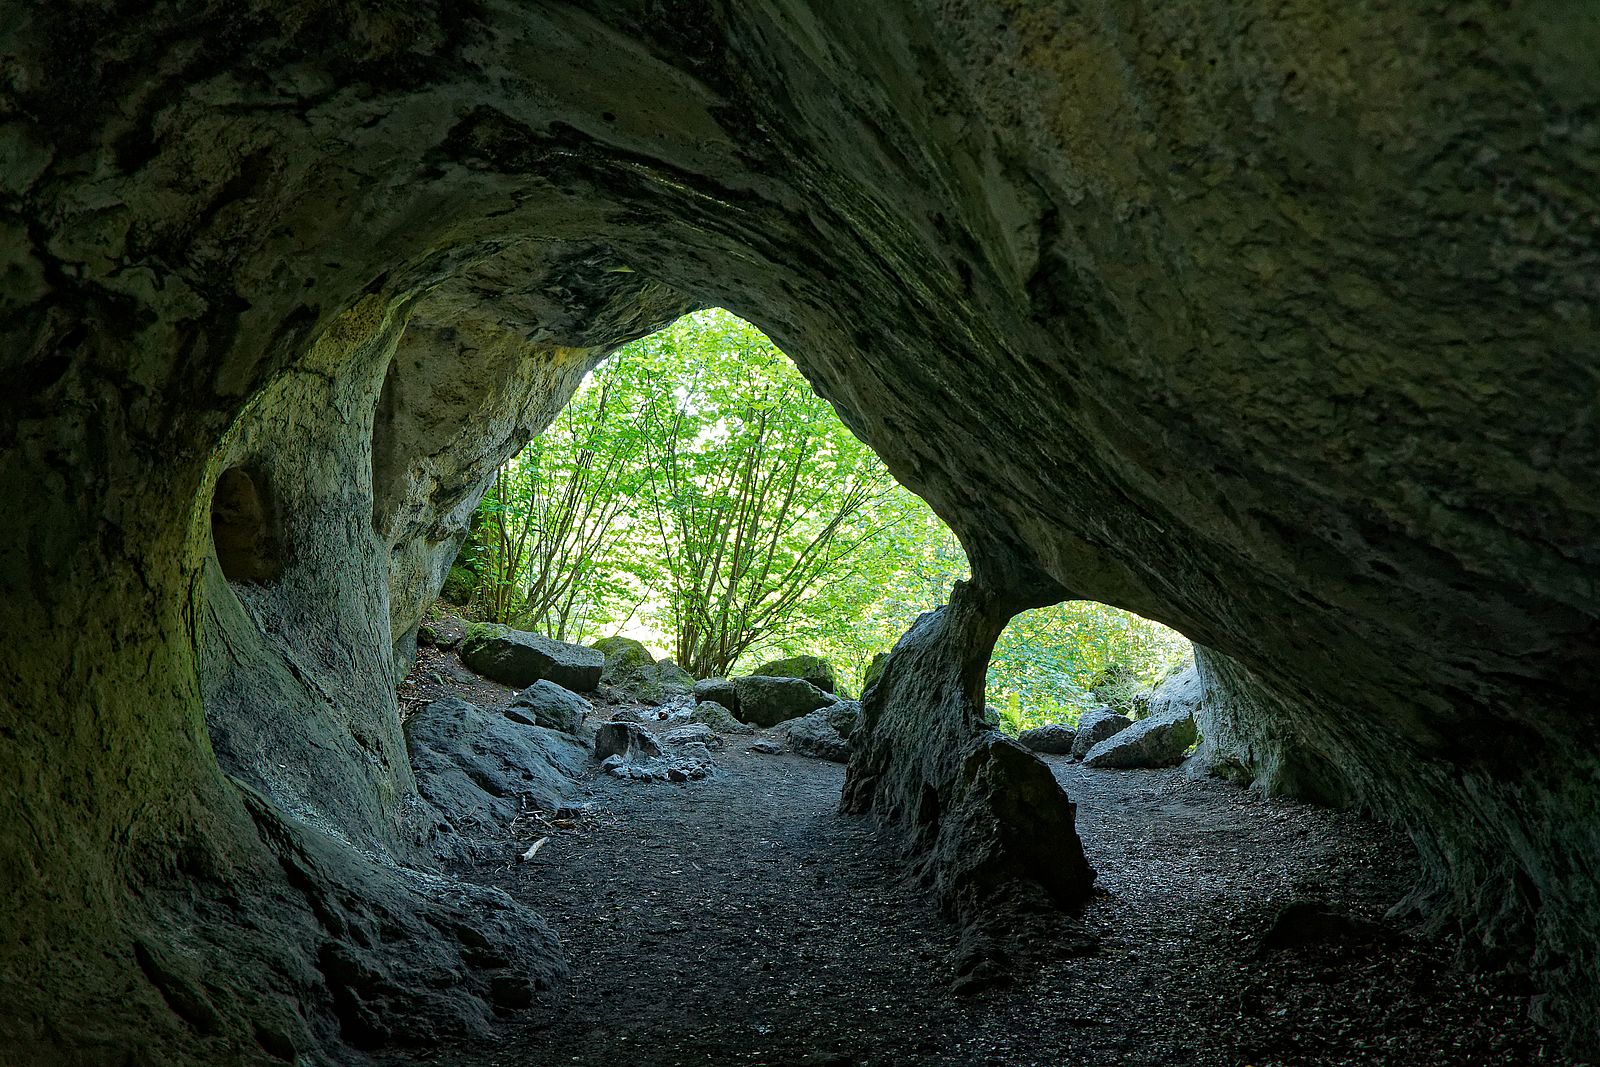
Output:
(386, 655), (1579, 1067)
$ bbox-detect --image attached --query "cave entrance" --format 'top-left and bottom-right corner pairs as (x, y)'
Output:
(393, 306), (1233, 1065)
(987, 601), (1193, 739)
(430, 306), (959, 698)
(414, 305), (1194, 755)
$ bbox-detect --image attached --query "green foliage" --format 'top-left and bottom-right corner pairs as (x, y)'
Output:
(987, 602), (1190, 733)
(620, 312), (899, 677)
(453, 306), (1190, 715)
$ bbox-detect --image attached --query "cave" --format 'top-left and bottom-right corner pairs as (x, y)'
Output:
(1, 2), (1597, 1064)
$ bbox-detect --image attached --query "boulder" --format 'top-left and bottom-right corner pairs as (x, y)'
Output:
(752, 654), (837, 694)
(594, 722), (663, 763)
(460, 625), (604, 691)
(663, 723), (723, 750)
(1083, 706), (1199, 769)
(1017, 724), (1077, 755)
(592, 636), (694, 703)
(1071, 709), (1134, 759)
(732, 675), (835, 728)
(748, 739), (784, 755)
(610, 707), (645, 724)
(691, 700), (755, 735)
(405, 697), (590, 845)
(505, 680), (590, 735)
(592, 635), (651, 669)
(693, 677), (739, 713)
(1145, 658), (1205, 721)
(416, 616), (468, 651)
(823, 699), (862, 740)
(786, 710), (851, 763)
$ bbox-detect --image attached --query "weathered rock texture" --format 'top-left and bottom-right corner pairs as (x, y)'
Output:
(1082, 706), (1198, 769)
(1071, 710), (1135, 759)
(406, 697), (591, 857)
(2, 0), (1598, 1060)
(593, 636), (694, 704)
(753, 654), (837, 694)
(844, 579), (1097, 926)
(1017, 724), (1078, 756)
(505, 681), (592, 736)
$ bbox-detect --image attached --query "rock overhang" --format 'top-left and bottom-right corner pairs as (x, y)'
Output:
(1, 0), (1597, 1060)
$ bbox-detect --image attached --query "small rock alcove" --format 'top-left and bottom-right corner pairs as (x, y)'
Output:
(1, 3), (1596, 1064)
(210, 466), (281, 583)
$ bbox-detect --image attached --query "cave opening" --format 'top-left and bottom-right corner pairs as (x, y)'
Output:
(4, 3), (1595, 1063)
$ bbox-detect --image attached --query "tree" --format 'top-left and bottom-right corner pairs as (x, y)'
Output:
(461, 360), (650, 641)
(624, 311), (899, 677)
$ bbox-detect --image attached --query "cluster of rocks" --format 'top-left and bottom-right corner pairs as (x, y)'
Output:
(438, 628), (883, 784)
(593, 721), (717, 783)
(687, 657), (872, 763)
(1011, 660), (1204, 771)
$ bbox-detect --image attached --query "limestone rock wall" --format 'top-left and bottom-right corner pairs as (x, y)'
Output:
(1, 0), (1596, 1060)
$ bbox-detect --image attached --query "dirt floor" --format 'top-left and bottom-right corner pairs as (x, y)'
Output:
(390, 659), (1578, 1067)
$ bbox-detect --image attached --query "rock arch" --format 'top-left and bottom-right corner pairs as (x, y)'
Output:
(1, 1), (1596, 1061)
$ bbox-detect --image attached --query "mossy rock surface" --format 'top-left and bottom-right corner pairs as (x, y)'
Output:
(592, 636), (693, 703)
(752, 655), (836, 694)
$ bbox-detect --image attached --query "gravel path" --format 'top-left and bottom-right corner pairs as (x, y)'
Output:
(397, 726), (1574, 1066)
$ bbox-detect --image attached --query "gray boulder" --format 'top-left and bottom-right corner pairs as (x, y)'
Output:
(786, 709), (851, 763)
(405, 697), (590, 847)
(505, 680), (590, 735)
(748, 739), (784, 755)
(1017, 723), (1076, 755)
(693, 677), (739, 713)
(663, 723), (723, 750)
(732, 675), (835, 728)
(1084, 705), (1199, 769)
(460, 625), (604, 691)
(1088, 671), (1203, 771)
(822, 699), (862, 740)
(691, 700), (755, 735)
(594, 721), (664, 762)
(592, 636), (695, 703)
(610, 707), (645, 724)
(752, 654), (837, 694)
(1145, 657), (1205, 720)
(1071, 708), (1134, 758)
